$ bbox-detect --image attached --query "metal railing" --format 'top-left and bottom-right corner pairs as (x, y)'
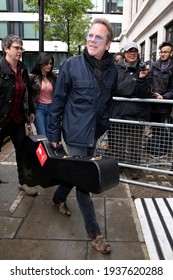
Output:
(96, 97), (173, 192)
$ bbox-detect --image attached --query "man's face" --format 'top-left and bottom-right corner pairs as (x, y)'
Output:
(124, 48), (138, 64)
(159, 45), (173, 62)
(4, 42), (24, 62)
(86, 23), (111, 60)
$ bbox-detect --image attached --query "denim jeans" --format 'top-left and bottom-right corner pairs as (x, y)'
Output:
(34, 102), (52, 137)
(0, 120), (26, 185)
(53, 144), (101, 239)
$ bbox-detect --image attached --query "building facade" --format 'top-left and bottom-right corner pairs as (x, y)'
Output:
(0, 0), (123, 71)
(121, 0), (173, 62)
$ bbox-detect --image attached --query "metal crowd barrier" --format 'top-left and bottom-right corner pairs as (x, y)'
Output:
(96, 97), (173, 192)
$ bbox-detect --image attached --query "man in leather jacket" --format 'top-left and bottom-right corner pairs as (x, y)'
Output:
(147, 41), (173, 158)
(0, 34), (37, 196)
(48, 18), (118, 254)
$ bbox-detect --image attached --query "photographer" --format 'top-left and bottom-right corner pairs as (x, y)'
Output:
(109, 42), (152, 179)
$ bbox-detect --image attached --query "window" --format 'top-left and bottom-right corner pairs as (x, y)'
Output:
(89, 0), (104, 12)
(150, 33), (157, 61)
(140, 41), (145, 62)
(0, 0), (7, 11)
(0, 22), (8, 39)
(23, 22), (39, 39)
(165, 21), (173, 45)
(111, 23), (122, 39)
(22, 1), (32, 12)
(136, 0), (139, 13)
(105, 0), (123, 14)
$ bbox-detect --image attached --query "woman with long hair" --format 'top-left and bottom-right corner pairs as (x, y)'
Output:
(30, 52), (57, 136)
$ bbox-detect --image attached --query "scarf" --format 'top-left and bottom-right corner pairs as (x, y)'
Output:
(123, 58), (138, 69)
(83, 47), (112, 88)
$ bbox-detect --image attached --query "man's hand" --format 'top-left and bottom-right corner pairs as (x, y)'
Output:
(139, 66), (150, 78)
(154, 92), (163, 99)
(51, 142), (62, 148)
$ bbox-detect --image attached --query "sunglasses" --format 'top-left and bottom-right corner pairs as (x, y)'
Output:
(43, 62), (53, 66)
(86, 33), (107, 43)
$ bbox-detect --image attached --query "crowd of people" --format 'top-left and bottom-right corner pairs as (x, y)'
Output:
(0, 18), (173, 254)
(110, 40), (173, 179)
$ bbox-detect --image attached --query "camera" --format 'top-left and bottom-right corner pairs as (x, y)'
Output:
(139, 60), (152, 71)
(139, 62), (147, 71)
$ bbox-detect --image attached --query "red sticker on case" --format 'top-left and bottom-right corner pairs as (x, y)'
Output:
(36, 142), (48, 166)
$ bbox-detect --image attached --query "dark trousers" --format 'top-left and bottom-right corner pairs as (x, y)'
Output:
(0, 120), (26, 185)
(53, 144), (101, 239)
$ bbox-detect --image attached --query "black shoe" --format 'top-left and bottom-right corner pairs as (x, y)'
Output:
(130, 169), (140, 180)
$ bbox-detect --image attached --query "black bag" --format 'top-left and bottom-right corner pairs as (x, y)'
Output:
(23, 135), (119, 194)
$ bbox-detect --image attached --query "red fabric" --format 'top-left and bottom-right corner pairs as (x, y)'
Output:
(5, 62), (25, 125)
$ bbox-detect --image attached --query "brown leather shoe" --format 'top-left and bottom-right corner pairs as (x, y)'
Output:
(91, 235), (111, 254)
(130, 169), (140, 180)
(57, 202), (71, 216)
(18, 184), (38, 196)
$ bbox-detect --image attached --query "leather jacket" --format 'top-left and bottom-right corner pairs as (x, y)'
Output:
(151, 59), (173, 114)
(0, 58), (35, 131)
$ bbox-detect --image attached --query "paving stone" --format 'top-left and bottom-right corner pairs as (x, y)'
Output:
(0, 165), (19, 212)
(0, 240), (87, 260)
(0, 217), (23, 239)
(106, 198), (139, 241)
(15, 196), (105, 240)
(87, 241), (145, 260)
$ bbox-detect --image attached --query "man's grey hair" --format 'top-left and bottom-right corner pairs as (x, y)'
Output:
(1, 34), (23, 55)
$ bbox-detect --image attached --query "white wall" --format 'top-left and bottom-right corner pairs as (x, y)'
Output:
(121, 0), (173, 60)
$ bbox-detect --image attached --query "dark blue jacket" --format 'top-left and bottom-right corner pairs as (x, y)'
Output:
(48, 54), (117, 147)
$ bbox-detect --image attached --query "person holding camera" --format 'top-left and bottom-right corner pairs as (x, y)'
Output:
(108, 42), (152, 179)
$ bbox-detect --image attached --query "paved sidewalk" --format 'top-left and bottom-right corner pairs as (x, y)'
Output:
(0, 141), (147, 260)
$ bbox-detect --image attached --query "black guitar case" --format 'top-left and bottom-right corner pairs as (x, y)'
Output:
(22, 135), (119, 194)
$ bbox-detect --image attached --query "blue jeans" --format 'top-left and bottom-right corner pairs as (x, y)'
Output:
(53, 144), (101, 239)
(34, 102), (52, 137)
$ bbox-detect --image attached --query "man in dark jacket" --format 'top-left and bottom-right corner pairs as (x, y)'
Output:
(147, 41), (173, 158)
(109, 42), (152, 179)
(48, 18), (118, 254)
(0, 34), (37, 196)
